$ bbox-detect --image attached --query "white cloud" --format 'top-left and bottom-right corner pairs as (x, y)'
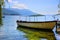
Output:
(33, 10), (58, 15)
(8, 0), (19, 3)
(11, 3), (28, 9)
(9, 0), (28, 9)
(11, 2), (28, 9)
(12, 1), (19, 4)
(8, 0), (12, 3)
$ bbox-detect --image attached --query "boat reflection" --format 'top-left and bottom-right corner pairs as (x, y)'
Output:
(17, 27), (56, 40)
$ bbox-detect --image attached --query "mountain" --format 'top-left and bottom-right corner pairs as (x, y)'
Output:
(9, 8), (37, 16)
(2, 8), (20, 15)
(2, 8), (38, 16)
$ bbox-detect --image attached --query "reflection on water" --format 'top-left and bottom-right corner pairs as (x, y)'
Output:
(17, 27), (56, 40)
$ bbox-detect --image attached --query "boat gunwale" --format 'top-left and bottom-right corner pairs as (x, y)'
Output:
(17, 20), (57, 23)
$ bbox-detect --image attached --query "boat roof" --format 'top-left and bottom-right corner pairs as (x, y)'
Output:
(29, 14), (45, 17)
(19, 14), (45, 17)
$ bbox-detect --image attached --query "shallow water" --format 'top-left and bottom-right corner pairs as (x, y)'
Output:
(0, 15), (60, 40)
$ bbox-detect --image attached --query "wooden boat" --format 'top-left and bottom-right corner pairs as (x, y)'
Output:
(57, 21), (60, 26)
(56, 21), (60, 33)
(17, 20), (57, 30)
(17, 15), (57, 30)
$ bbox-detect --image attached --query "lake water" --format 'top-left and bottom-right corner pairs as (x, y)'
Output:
(0, 15), (60, 40)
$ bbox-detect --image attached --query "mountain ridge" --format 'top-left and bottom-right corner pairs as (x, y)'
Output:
(2, 8), (38, 16)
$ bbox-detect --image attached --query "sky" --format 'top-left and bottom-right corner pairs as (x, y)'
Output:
(5, 0), (59, 15)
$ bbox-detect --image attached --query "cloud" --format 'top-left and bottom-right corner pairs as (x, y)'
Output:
(33, 10), (58, 15)
(10, 0), (28, 9)
(11, 3), (28, 9)
(8, 0), (19, 4)
(8, 0), (12, 3)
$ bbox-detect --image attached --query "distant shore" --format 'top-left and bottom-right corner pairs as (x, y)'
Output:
(3, 14), (20, 16)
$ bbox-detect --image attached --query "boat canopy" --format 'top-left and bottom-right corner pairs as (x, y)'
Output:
(29, 14), (45, 17)
(19, 14), (45, 17)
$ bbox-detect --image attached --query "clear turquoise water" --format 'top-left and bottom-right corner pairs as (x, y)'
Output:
(0, 15), (60, 40)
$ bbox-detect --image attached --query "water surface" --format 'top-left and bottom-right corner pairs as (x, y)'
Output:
(0, 15), (60, 40)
